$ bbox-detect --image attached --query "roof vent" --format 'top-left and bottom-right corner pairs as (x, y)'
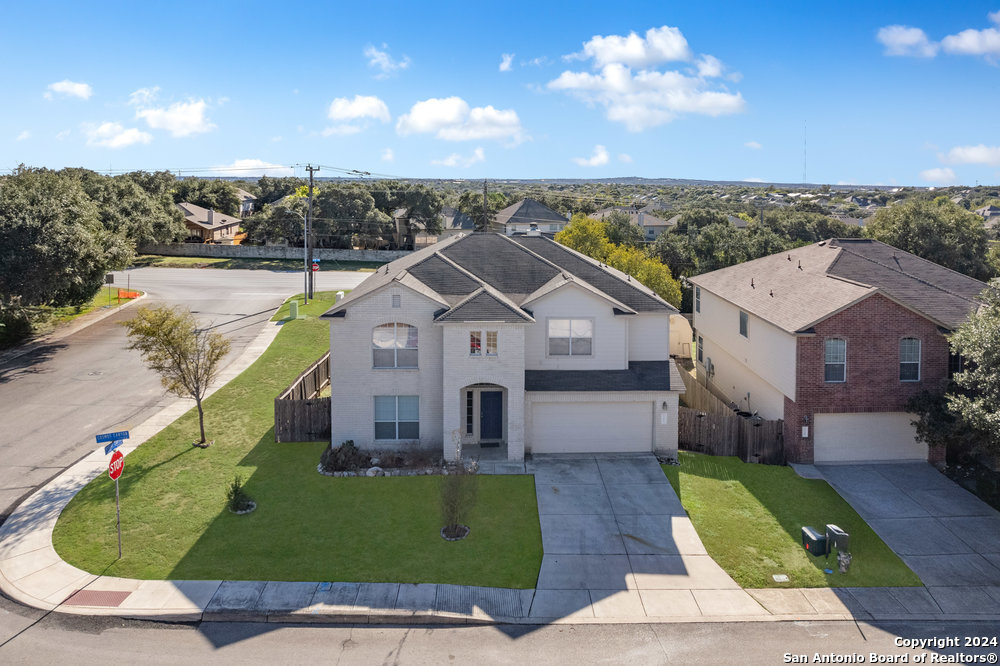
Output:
(751, 278), (755, 289)
(769, 290), (774, 297)
(798, 260), (802, 270)
(787, 255), (792, 261)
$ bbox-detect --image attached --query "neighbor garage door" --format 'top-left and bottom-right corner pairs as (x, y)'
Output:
(814, 412), (926, 463)
(528, 402), (652, 454)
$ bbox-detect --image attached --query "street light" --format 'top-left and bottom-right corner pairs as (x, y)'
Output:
(280, 207), (309, 305)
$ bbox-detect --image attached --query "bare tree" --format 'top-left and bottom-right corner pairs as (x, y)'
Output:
(122, 305), (231, 446)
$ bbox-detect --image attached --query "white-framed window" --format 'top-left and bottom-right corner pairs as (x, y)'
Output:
(372, 323), (418, 368)
(900, 338), (921, 382)
(739, 311), (748, 338)
(486, 331), (498, 356)
(465, 392), (474, 434)
(548, 224), (559, 232)
(391, 294), (401, 308)
(825, 338), (846, 383)
(548, 318), (593, 356)
(374, 396), (419, 440)
(469, 331), (481, 356)
(695, 287), (701, 313)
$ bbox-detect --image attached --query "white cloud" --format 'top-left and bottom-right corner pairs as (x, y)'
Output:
(397, 97), (525, 144)
(45, 79), (93, 100)
(365, 43), (411, 78)
(128, 87), (159, 106)
(134, 99), (215, 137)
(876, 25), (939, 57)
(15, 130), (30, 141)
(526, 56), (550, 67)
(744, 141), (762, 149)
(212, 159), (293, 177)
(942, 144), (1000, 166)
(381, 148), (394, 162)
(328, 95), (390, 122)
(919, 167), (957, 184)
(991, 10), (1000, 24)
(55, 129), (71, 140)
(431, 147), (485, 168)
(567, 25), (691, 67)
(743, 177), (765, 183)
(271, 135), (282, 142)
(550, 26), (744, 132)
(500, 53), (515, 72)
(941, 25), (1000, 57)
(85, 122), (152, 148)
(574, 144), (610, 167)
(618, 153), (633, 163)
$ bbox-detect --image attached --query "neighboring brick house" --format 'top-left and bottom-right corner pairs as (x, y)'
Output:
(496, 199), (569, 236)
(689, 239), (987, 464)
(320, 232), (683, 461)
(177, 202), (242, 243)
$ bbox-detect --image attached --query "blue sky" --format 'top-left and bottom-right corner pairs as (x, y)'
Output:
(3, 1), (999, 186)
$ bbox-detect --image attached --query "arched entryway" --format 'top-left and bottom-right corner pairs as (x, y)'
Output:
(459, 383), (508, 459)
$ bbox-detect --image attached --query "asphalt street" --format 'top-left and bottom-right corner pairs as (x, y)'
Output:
(0, 266), (366, 519)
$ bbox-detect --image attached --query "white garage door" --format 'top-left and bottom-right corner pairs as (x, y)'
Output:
(814, 412), (926, 463)
(529, 402), (652, 454)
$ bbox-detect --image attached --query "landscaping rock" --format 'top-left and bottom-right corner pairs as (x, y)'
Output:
(366, 466), (383, 477)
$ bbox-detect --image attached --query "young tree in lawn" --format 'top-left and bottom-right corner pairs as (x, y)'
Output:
(122, 305), (231, 447)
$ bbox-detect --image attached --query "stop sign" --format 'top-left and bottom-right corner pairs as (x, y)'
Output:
(108, 450), (124, 480)
(311, 263), (319, 272)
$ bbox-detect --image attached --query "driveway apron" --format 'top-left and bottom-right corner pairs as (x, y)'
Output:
(527, 454), (760, 619)
(818, 463), (1000, 587)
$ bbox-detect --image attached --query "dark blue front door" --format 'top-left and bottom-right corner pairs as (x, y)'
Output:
(480, 391), (503, 440)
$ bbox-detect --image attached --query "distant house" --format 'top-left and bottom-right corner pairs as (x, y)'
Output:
(177, 202), (242, 243)
(727, 215), (748, 229)
(497, 199), (568, 236)
(235, 188), (257, 217)
(832, 215), (866, 228)
(592, 206), (676, 241)
(408, 207), (477, 248)
(689, 238), (988, 465)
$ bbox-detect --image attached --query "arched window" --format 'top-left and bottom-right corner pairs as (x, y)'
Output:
(824, 338), (846, 383)
(900, 338), (921, 382)
(372, 323), (418, 368)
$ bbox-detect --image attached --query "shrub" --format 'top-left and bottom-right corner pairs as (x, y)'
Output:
(319, 440), (370, 473)
(226, 474), (255, 513)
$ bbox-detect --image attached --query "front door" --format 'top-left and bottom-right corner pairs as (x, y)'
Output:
(479, 391), (503, 441)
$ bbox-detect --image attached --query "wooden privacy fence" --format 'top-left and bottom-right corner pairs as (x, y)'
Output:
(274, 352), (331, 442)
(678, 406), (785, 465)
(677, 367), (734, 417)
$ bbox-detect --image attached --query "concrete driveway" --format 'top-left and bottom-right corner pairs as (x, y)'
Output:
(526, 454), (767, 619)
(818, 463), (1000, 588)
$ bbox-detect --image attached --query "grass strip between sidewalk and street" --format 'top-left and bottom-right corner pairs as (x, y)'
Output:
(663, 452), (922, 589)
(132, 255), (382, 272)
(53, 291), (542, 588)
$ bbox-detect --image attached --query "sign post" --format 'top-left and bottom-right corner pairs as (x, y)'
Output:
(108, 450), (124, 558)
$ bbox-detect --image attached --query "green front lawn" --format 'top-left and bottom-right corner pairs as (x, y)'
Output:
(663, 452), (921, 589)
(133, 255), (382, 272)
(53, 291), (542, 588)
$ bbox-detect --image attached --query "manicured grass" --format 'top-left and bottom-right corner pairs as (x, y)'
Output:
(53, 291), (542, 588)
(133, 254), (381, 272)
(23, 286), (142, 338)
(663, 452), (921, 589)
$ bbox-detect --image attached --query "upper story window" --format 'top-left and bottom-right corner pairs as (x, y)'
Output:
(470, 330), (498, 356)
(391, 294), (401, 308)
(824, 338), (846, 383)
(695, 287), (701, 313)
(372, 323), (418, 368)
(548, 318), (593, 356)
(697, 335), (704, 363)
(900, 338), (921, 382)
(739, 311), (748, 338)
(548, 224), (560, 232)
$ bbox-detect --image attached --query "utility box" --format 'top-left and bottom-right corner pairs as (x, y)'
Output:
(826, 524), (850, 552)
(802, 526), (828, 557)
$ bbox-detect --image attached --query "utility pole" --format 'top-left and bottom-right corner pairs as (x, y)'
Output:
(482, 179), (488, 232)
(305, 164), (320, 301)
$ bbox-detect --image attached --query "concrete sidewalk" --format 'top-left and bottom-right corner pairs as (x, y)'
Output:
(2, 320), (1000, 624)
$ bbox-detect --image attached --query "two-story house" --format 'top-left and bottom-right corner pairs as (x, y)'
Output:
(497, 199), (569, 236)
(177, 202), (242, 243)
(689, 239), (987, 465)
(320, 232), (683, 461)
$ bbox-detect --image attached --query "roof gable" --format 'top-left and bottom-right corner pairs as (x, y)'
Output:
(438, 233), (561, 297)
(434, 288), (533, 323)
(495, 199), (568, 227)
(406, 253), (482, 296)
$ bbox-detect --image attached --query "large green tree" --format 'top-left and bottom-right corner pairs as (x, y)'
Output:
(256, 175), (306, 205)
(863, 198), (993, 280)
(240, 202), (306, 246)
(457, 190), (509, 232)
(947, 288), (1000, 456)
(67, 169), (185, 246)
(370, 181), (445, 248)
(173, 179), (242, 217)
(603, 210), (644, 247)
(314, 184), (392, 249)
(0, 168), (133, 339)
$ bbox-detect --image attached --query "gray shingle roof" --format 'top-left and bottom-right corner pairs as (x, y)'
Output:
(439, 233), (561, 297)
(690, 238), (987, 333)
(525, 360), (679, 391)
(441, 206), (476, 231)
(406, 253), (481, 297)
(495, 199), (568, 228)
(176, 202), (242, 230)
(511, 236), (674, 313)
(434, 288), (533, 323)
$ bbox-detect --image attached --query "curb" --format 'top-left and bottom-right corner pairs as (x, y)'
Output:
(0, 291), (147, 367)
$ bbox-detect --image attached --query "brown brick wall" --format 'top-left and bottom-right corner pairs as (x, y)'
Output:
(784, 293), (949, 463)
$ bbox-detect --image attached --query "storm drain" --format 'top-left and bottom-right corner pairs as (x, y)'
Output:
(61, 589), (132, 607)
